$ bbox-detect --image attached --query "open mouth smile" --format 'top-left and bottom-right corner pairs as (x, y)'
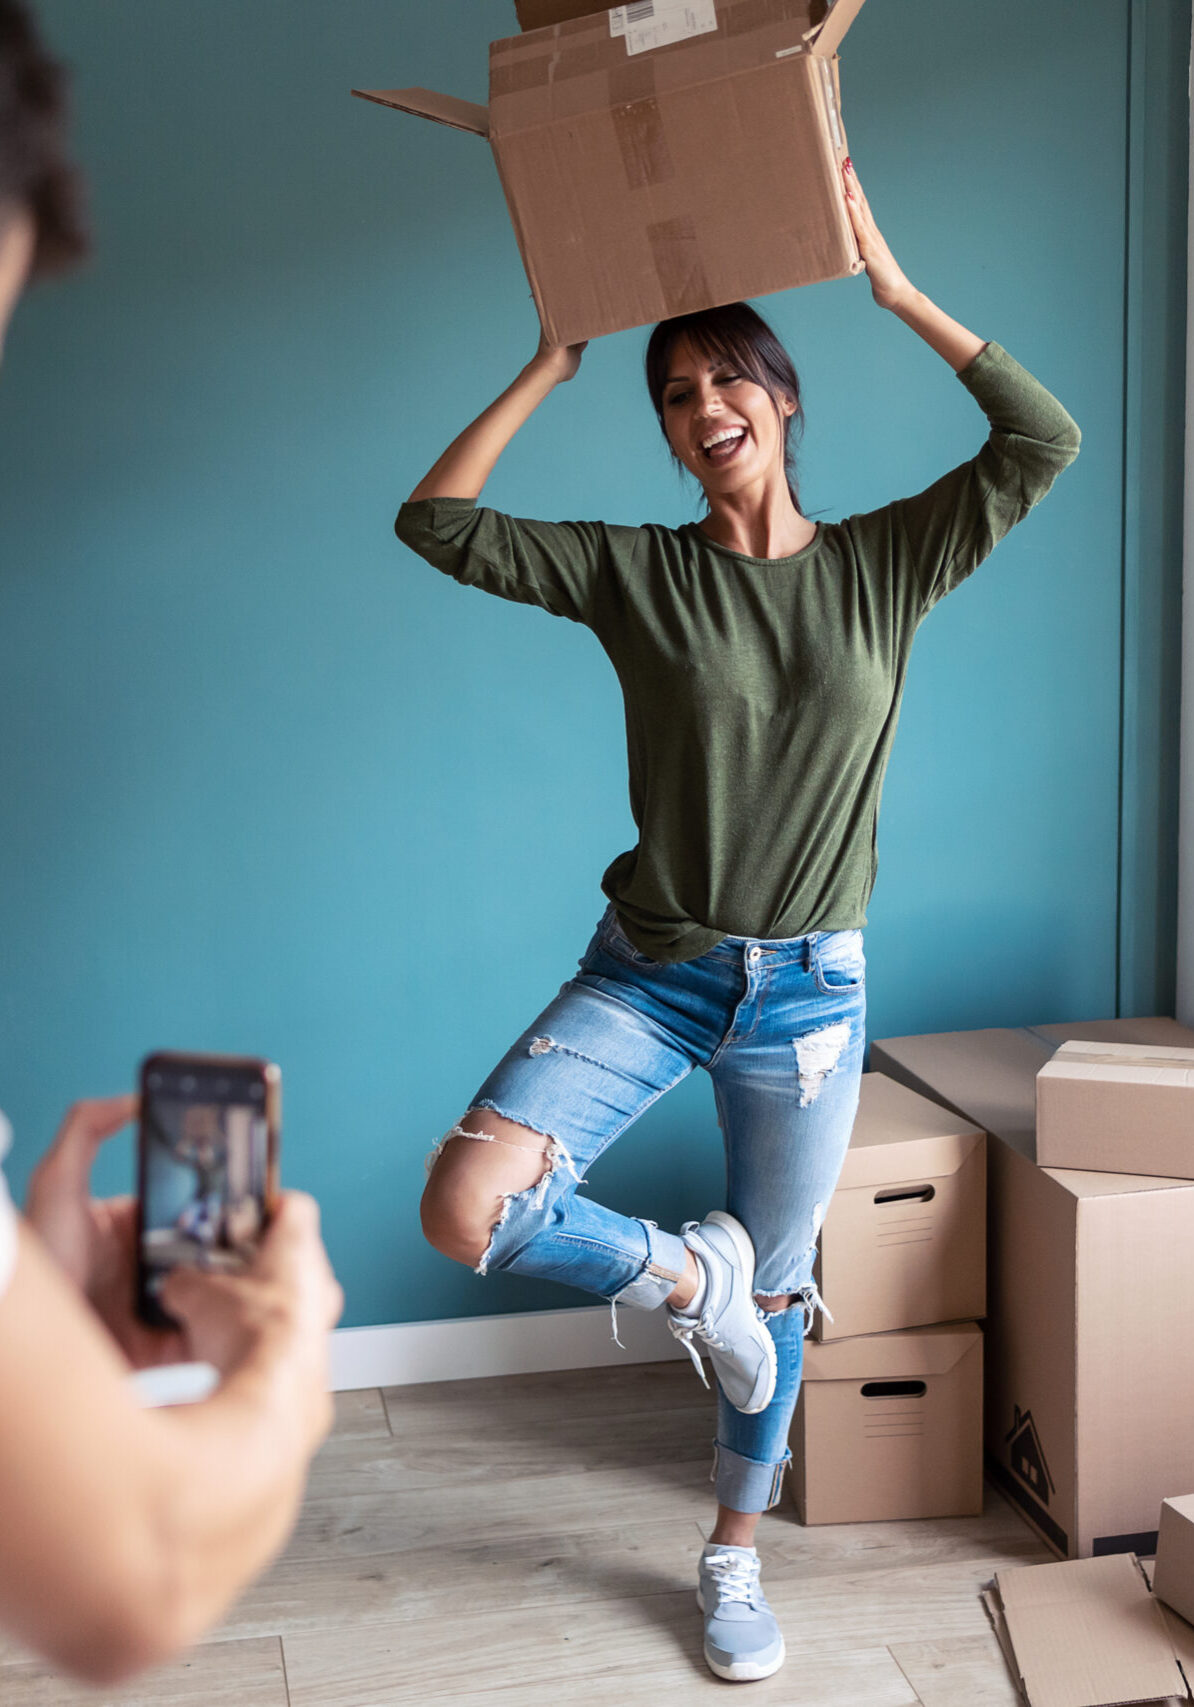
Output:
(700, 426), (748, 467)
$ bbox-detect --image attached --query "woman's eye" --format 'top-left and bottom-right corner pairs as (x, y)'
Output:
(666, 390), (691, 406)
(718, 373), (742, 385)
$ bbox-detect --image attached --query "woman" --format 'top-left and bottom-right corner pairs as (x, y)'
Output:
(0, 3), (341, 1682)
(399, 164), (1079, 1683)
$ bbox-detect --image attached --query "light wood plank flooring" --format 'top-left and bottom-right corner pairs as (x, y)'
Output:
(0, 1363), (1055, 1704)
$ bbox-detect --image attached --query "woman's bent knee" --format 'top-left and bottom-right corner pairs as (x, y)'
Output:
(420, 1114), (557, 1270)
(420, 1174), (487, 1267)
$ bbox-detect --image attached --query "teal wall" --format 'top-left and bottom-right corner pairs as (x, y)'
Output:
(0, 1), (1186, 1327)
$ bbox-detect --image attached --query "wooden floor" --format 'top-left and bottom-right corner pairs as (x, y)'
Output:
(0, 1361), (1055, 1705)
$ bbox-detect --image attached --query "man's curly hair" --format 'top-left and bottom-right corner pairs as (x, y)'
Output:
(0, 0), (86, 275)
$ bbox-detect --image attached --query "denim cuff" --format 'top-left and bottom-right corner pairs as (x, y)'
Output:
(712, 1439), (792, 1513)
(610, 1221), (688, 1311)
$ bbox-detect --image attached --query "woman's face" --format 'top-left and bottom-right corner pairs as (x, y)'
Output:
(660, 333), (795, 499)
(0, 206), (35, 364)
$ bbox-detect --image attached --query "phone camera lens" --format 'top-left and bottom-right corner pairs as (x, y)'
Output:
(180, 1075), (196, 1094)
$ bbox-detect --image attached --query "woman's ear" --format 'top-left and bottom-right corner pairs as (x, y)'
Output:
(779, 393), (797, 419)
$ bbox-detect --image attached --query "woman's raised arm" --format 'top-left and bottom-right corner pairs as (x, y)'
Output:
(842, 160), (986, 374)
(408, 334), (587, 503)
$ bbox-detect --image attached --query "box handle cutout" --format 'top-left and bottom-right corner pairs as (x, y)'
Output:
(873, 1184), (935, 1206)
(860, 1380), (927, 1400)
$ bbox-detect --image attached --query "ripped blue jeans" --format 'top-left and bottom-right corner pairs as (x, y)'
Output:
(434, 904), (866, 1515)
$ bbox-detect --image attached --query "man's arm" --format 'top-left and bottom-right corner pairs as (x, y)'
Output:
(0, 1195), (339, 1685)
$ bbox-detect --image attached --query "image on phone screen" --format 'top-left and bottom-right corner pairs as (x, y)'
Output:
(138, 1055), (277, 1319)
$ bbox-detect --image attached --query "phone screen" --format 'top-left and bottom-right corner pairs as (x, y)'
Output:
(137, 1053), (279, 1324)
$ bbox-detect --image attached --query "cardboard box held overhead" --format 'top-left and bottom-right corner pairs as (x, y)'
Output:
(1037, 1039), (1194, 1178)
(354, 0), (868, 345)
(813, 1072), (985, 1340)
(791, 1321), (983, 1526)
(872, 1017), (1194, 1560)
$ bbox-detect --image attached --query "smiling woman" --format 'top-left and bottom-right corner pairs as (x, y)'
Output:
(393, 158), (1080, 1684)
(644, 301), (805, 507)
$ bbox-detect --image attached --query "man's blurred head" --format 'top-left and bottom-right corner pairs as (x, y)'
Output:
(0, 0), (86, 351)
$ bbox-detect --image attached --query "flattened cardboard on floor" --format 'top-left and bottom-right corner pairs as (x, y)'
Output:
(872, 1017), (1194, 1560)
(983, 1554), (1191, 1707)
(1154, 1495), (1194, 1630)
(791, 1321), (983, 1525)
(813, 1072), (985, 1340)
(354, 0), (868, 345)
(1037, 1039), (1194, 1178)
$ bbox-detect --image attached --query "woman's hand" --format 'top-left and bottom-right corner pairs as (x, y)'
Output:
(842, 160), (914, 313)
(407, 327), (588, 502)
(841, 158), (986, 372)
(529, 329), (588, 386)
(24, 1096), (189, 1368)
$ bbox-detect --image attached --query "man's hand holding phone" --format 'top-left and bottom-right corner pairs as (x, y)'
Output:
(161, 1193), (341, 1439)
(25, 1085), (341, 1421)
(26, 1096), (189, 1368)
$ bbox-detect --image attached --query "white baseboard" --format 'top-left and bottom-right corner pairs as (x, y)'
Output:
(329, 1303), (687, 1391)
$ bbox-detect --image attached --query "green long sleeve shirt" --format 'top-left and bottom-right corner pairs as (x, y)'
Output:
(395, 343), (1080, 964)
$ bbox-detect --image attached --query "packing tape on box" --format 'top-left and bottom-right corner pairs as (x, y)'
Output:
(490, 37), (607, 97)
(609, 60), (674, 190)
(490, 54), (557, 97)
(647, 215), (713, 316)
(550, 39), (611, 81)
(611, 95), (675, 190)
(1052, 1044), (1194, 1071)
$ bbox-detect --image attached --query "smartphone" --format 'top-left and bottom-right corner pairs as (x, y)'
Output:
(136, 1051), (281, 1328)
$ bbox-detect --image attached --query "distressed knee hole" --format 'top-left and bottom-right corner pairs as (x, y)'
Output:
(424, 1121), (555, 1177)
(793, 1019), (852, 1106)
(424, 1114), (586, 1278)
(474, 1129), (585, 1276)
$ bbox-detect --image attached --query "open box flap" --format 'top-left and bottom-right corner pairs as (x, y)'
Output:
(351, 87), (489, 137)
(802, 1322), (981, 1384)
(807, 0), (868, 56)
(989, 1555), (1191, 1707)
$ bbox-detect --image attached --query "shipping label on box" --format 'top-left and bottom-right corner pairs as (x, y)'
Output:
(813, 1072), (985, 1340)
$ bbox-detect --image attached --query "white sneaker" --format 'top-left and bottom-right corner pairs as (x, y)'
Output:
(667, 1211), (777, 1415)
(697, 1544), (786, 1682)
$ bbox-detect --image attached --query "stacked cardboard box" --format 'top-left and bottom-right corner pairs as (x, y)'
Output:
(871, 1016), (1194, 1559)
(791, 1072), (987, 1524)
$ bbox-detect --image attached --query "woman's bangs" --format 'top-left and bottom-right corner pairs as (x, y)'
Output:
(683, 322), (772, 397)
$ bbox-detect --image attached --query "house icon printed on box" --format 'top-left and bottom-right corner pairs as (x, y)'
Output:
(1006, 1406), (1055, 1505)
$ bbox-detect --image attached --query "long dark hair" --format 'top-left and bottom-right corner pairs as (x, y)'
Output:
(644, 301), (805, 508)
(0, 0), (87, 275)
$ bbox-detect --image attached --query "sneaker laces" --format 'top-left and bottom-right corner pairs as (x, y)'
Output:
(668, 1314), (711, 1389)
(704, 1550), (762, 1607)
